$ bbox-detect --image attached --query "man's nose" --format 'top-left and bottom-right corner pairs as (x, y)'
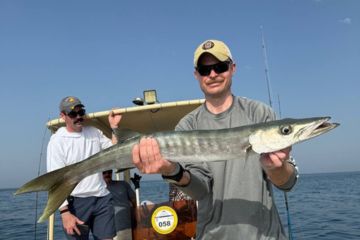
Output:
(209, 69), (217, 77)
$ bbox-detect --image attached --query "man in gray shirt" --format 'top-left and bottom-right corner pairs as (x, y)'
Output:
(103, 170), (136, 240)
(132, 40), (298, 239)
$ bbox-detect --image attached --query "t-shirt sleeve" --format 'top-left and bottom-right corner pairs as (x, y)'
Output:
(97, 129), (113, 149)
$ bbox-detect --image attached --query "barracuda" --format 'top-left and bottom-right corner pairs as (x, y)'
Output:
(15, 116), (339, 222)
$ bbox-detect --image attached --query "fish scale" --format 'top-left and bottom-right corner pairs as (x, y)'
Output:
(157, 129), (251, 162)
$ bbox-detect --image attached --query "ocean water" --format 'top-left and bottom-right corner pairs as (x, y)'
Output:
(1, 171), (359, 239)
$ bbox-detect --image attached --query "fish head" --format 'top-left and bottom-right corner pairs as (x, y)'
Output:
(249, 117), (339, 154)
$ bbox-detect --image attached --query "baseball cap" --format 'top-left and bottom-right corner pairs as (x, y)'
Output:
(59, 96), (84, 114)
(193, 40), (233, 67)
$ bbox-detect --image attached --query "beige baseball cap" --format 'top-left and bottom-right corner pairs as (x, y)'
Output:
(193, 40), (233, 67)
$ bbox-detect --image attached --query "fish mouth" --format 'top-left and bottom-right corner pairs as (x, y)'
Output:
(299, 117), (339, 141)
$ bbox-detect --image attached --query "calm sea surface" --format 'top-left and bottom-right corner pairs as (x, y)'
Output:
(1, 171), (359, 239)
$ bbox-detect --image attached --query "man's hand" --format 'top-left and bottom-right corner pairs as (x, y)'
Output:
(61, 211), (85, 236)
(132, 137), (177, 175)
(108, 111), (122, 129)
(260, 147), (291, 171)
(260, 147), (293, 187)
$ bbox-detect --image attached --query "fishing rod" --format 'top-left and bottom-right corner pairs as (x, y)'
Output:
(260, 25), (274, 109)
(260, 26), (294, 240)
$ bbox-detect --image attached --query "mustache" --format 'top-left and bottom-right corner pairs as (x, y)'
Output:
(206, 78), (223, 84)
(206, 80), (223, 85)
(74, 118), (84, 124)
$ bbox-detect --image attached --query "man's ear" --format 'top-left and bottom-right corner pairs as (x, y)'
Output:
(194, 69), (200, 81)
(60, 112), (66, 120)
(231, 63), (236, 74)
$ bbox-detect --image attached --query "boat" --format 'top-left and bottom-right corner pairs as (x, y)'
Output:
(45, 90), (203, 240)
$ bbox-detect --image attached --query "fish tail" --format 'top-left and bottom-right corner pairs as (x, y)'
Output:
(15, 142), (134, 223)
(14, 166), (79, 223)
(37, 180), (77, 222)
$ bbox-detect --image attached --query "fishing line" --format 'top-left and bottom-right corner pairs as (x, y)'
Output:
(277, 98), (295, 240)
(34, 117), (50, 240)
(285, 192), (294, 240)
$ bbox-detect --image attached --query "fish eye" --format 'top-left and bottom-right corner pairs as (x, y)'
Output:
(280, 125), (292, 135)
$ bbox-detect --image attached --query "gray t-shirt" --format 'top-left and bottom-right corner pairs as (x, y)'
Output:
(175, 96), (297, 240)
(107, 181), (136, 230)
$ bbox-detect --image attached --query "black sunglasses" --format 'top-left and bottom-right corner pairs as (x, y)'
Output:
(103, 170), (112, 175)
(196, 61), (231, 76)
(67, 109), (86, 118)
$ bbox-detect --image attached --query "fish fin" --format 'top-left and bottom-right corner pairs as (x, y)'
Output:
(37, 180), (77, 222)
(14, 169), (65, 195)
(113, 128), (141, 143)
(245, 144), (252, 155)
(244, 144), (253, 167)
(14, 166), (79, 223)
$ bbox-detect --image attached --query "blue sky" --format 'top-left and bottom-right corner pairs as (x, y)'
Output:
(0, 0), (359, 189)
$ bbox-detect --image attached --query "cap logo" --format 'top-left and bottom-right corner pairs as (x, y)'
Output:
(202, 41), (214, 50)
(67, 97), (75, 103)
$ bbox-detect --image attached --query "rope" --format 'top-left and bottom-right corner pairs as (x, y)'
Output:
(34, 120), (50, 240)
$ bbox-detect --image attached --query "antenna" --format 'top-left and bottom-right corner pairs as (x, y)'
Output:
(260, 25), (273, 108)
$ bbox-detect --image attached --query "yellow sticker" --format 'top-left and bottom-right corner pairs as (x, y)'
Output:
(151, 206), (178, 235)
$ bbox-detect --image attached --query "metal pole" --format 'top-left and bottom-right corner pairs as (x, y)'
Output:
(130, 173), (142, 206)
(47, 214), (55, 240)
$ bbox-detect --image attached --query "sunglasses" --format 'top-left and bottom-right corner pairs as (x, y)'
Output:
(103, 170), (112, 175)
(67, 109), (86, 118)
(196, 61), (231, 76)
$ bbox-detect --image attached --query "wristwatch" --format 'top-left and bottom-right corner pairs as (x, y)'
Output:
(162, 164), (185, 183)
